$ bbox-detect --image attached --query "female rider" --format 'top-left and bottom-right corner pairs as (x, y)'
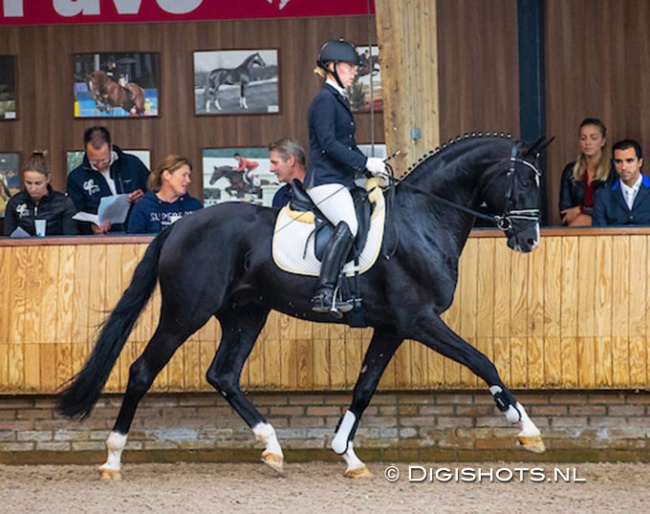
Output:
(305, 39), (386, 315)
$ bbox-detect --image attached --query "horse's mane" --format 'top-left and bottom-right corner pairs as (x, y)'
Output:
(399, 132), (514, 181)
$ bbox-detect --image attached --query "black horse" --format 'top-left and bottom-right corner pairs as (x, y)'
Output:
(57, 134), (550, 480)
(204, 52), (266, 112)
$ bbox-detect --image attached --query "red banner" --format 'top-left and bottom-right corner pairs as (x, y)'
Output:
(0, 0), (375, 26)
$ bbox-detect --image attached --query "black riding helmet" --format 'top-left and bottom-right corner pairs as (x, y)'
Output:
(317, 39), (360, 89)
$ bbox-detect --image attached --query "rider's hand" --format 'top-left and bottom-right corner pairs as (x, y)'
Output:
(366, 157), (386, 176)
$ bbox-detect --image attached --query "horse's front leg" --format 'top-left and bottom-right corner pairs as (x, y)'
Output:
(332, 327), (403, 478)
(206, 305), (284, 473)
(411, 314), (544, 453)
(240, 83), (248, 109)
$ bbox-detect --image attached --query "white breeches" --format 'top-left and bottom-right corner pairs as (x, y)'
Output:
(307, 183), (358, 237)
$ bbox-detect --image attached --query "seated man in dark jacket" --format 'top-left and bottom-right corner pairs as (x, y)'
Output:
(593, 139), (650, 226)
(67, 126), (149, 234)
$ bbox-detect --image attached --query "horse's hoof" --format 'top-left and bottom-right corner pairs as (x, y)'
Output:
(261, 451), (284, 474)
(98, 466), (122, 480)
(344, 466), (373, 479)
(518, 434), (545, 453)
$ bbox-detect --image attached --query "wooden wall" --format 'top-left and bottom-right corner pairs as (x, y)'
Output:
(2, 229), (650, 395)
(0, 16), (382, 196)
(545, 0), (650, 226)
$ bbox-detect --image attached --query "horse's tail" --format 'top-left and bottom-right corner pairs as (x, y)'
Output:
(56, 228), (173, 419)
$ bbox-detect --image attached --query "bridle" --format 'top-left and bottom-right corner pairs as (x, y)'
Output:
(490, 146), (542, 232)
(388, 145), (542, 233)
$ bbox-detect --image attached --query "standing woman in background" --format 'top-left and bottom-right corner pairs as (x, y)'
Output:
(3, 151), (78, 236)
(559, 118), (614, 226)
(304, 38), (386, 316)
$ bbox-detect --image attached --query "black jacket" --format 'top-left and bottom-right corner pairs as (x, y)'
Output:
(3, 185), (78, 236)
(304, 84), (367, 189)
(559, 162), (615, 218)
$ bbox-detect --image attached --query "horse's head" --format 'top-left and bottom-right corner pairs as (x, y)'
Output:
(251, 52), (266, 67)
(210, 165), (235, 185)
(482, 137), (553, 253)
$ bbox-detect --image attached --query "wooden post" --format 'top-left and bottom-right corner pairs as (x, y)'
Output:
(374, 0), (440, 176)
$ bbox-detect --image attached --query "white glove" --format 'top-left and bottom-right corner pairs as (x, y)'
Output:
(366, 157), (386, 176)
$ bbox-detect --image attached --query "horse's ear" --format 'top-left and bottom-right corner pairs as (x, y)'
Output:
(526, 136), (555, 158)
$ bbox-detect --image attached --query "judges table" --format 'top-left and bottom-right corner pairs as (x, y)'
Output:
(1, 227), (650, 395)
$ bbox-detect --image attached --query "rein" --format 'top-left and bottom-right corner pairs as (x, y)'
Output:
(384, 148), (542, 231)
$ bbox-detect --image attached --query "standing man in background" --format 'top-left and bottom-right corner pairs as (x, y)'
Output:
(268, 138), (306, 209)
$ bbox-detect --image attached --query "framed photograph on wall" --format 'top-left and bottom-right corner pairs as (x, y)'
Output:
(0, 153), (20, 217)
(0, 56), (17, 120)
(66, 149), (151, 174)
(194, 50), (279, 115)
(202, 147), (279, 207)
(348, 45), (382, 112)
(73, 52), (160, 118)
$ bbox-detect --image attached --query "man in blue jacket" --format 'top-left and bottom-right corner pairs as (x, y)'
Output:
(67, 126), (149, 234)
(593, 139), (650, 226)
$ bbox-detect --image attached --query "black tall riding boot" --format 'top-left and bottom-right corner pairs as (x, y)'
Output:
(311, 221), (354, 316)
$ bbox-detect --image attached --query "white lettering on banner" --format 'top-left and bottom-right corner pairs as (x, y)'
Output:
(113, 0), (142, 15)
(3, 0), (24, 16)
(156, 0), (203, 14)
(53, 0), (100, 17)
(266, 0), (291, 9)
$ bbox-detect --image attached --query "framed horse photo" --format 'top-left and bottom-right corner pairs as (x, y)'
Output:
(202, 147), (280, 207)
(193, 49), (280, 115)
(348, 45), (382, 112)
(0, 153), (20, 217)
(73, 52), (160, 118)
(0, 56), (17, 120)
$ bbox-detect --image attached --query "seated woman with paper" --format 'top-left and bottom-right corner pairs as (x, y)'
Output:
(3, 151), (78, 237)
(126, 155), (202, 234)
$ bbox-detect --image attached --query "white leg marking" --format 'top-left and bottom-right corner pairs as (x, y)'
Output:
(342, 443), (373, 478)
(253, 422), (283, 457)
(515, 402), (541, 437)
(331, 410), (356, 455)
(205, 99), (211, 113)
(99, 431), (127, 474)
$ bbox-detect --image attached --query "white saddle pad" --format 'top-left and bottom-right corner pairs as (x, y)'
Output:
(272, 179), (386, 277)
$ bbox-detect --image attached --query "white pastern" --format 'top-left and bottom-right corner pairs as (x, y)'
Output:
(253, 422), (283, 458)
(100, 431), (127, 472)
(342, 443), (366, 473)
(515, 402), (541, 437)
(331, 410), (356, 455)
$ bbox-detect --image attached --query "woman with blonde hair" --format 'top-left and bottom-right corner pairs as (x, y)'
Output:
(3, 151), (78, 236)
(304, 38), (387, 316)
(127, 155), (202, 233)
(559, 118), (615, 226)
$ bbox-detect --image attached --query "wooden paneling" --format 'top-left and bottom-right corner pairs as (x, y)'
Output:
(3, 229), (650, 395)
(545, 0), (650, 225)
(0, 17), (382, 195)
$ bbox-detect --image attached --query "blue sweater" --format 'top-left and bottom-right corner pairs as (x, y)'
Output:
(127, 190), (203, 234)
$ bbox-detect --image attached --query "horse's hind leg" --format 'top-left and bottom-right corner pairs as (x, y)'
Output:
(205, 304), (284, 472)
(332, 327), (403, 478)
(412, 314), (544, 453)
(99, 311), (213, 480)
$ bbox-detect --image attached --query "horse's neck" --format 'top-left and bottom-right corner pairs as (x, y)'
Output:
(244, 55), (257, 68)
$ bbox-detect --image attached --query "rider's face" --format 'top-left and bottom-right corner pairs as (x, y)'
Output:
(23, 171), (49, 204)
(331, 61), (359, 89)
(87, 143), (112, 171)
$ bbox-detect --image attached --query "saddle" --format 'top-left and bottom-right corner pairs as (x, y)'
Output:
(289, 180), (374, 262)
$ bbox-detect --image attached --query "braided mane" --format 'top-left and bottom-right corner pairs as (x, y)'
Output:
(398, 132), (513, 180)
